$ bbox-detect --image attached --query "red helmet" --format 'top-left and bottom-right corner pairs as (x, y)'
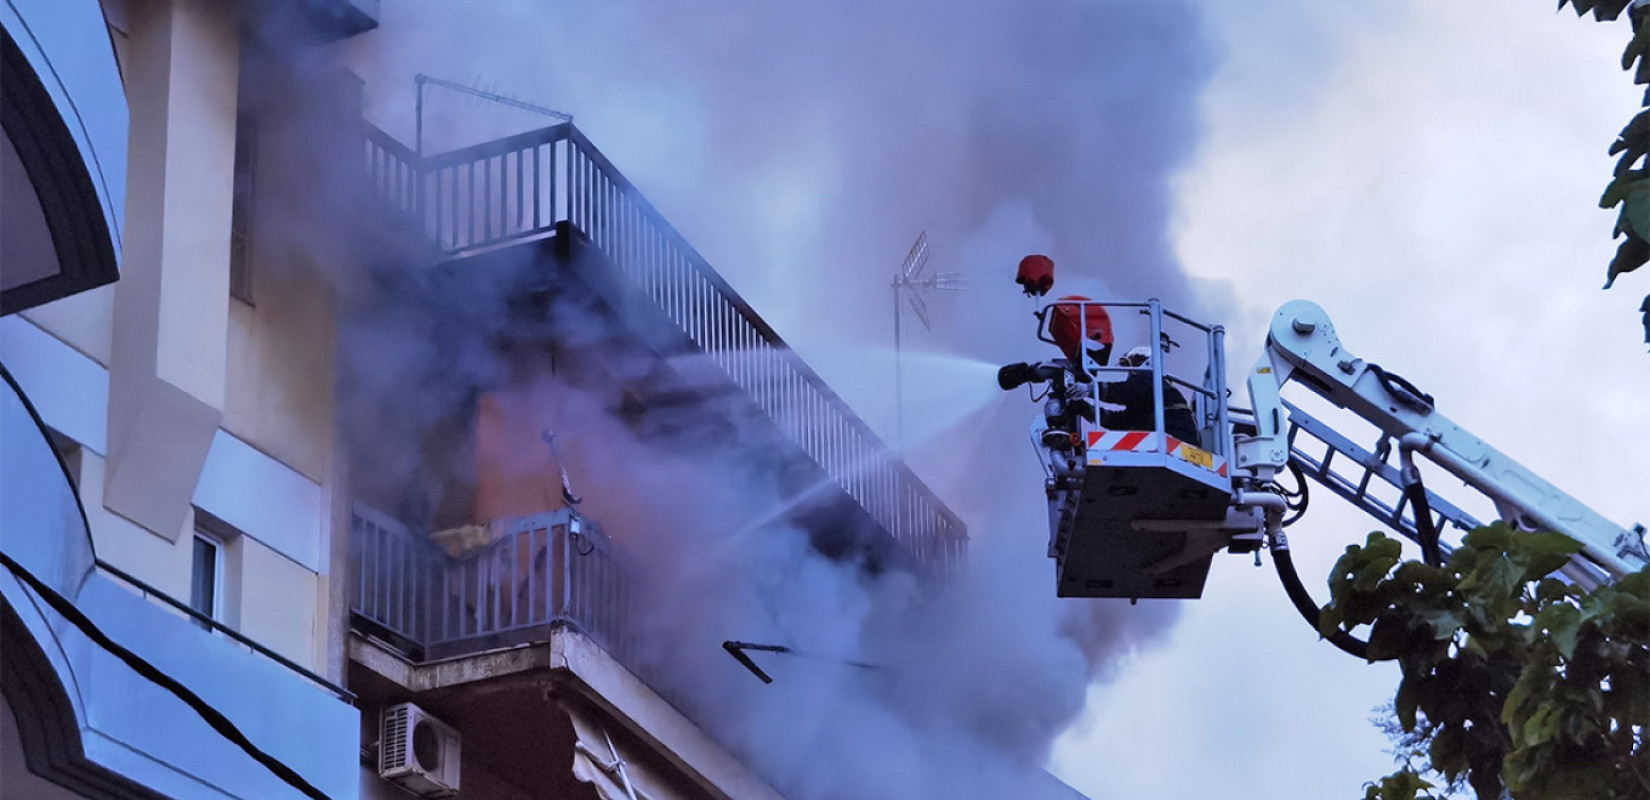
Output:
(1016, 255), (1055, 297)
(1049, 295), (1114, 362)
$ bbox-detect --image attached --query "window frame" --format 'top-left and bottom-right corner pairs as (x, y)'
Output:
(189, 529), (225, 624)
(228, 111), (256, 305)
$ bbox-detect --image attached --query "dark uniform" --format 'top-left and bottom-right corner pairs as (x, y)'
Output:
(1094, 371), (1201, 446)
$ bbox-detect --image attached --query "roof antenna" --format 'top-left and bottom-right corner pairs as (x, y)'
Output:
(890, 231), (965, 451)
(415, 73), (574, 157)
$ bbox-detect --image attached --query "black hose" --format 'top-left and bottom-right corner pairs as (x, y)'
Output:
(1404, 481), (1444, 567)
(1277, 460), (1309, 528)
(1366, 363), (1434, 410)
(1270, 532), (1370, 660)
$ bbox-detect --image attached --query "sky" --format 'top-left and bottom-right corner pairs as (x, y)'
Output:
(333, 2), (1650, 798)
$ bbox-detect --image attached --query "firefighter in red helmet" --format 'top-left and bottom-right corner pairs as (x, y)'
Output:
(1049, 296), (1114, 369)
(1014, 255), (1114, 368)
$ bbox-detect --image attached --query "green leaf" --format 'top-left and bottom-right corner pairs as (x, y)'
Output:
(1624, 14), (1650, 70)
(1622, 183), (1650, 239)
(1461, 554), (1523, 597)
(1419, 607), (1464, 640)
(1318, 602), (1345, 640)
(1524, 552), (1575, 582)
(1520, 531), (1585, 556)
(1523, 705), (1560, 746)
(1607, 233), (1647, 288)
(1503, 668), (1539, 728)
(1355, 556), (1399, 593)
(1537, 603), (1584, 659)
(1536, 577), (1576, 604)
(1463, 524), (1512, 553)
(1365, 613), (1411, 662)
(1618, 567), (1650, 600)
(1396, 674), (1421, 732)
(1366, 532), (1404, 562)
(1601, 175), (1633, 208)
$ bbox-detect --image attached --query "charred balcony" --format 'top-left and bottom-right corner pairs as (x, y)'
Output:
(359, 122), (967, 572)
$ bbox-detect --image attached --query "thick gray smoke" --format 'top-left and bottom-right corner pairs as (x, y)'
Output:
(296, 2), (1224, 798)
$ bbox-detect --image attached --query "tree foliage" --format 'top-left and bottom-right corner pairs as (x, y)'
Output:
(1320, 525), (1650, 800)
(1560, 0), (1650, 344)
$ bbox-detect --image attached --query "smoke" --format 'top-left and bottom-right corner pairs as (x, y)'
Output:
(237, 1), (1225, 797)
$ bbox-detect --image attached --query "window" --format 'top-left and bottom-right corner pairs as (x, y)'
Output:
(229, 113), (256, 304)
(191, 508), (242, 628)
(189, 532), (222, 625)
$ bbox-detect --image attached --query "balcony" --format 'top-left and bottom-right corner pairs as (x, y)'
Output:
(0, 364), (359, 800)
(362, 122), (967, 572)
(350, 505), (635, 666)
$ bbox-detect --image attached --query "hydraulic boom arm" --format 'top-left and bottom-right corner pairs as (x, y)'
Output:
(1234, 300), (1648, 581)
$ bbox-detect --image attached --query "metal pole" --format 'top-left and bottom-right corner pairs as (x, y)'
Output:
(894, 286), (904, 452)
(414, 75), (425, 157)
(1148, 298), (1165, 450)
(1212, 325), (1228, 458)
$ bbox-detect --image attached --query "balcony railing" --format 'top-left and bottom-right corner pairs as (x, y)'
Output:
(350, 504), (636, 664)
(364, 123), (967, 570)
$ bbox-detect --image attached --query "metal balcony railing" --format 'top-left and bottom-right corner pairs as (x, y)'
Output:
(350, 505), (636, 665)
(363, 123), (967, 570)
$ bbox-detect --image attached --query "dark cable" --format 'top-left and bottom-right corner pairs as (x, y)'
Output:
(1404, 481), (1444, 567)
(1366, 363), (1434, 410)
(1269, 532), (1370, 660)
(1274, 460), (1310, 528)
(0, 553), (334, 800)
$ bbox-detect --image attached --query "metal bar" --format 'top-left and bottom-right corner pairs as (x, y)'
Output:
(97, 559), (354, 702)
(1149, 298), (1166, 450)
(419, 122), (572, 170)
(1213, 325), (1229, 458)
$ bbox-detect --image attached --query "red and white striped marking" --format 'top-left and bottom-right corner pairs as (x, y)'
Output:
(1086, 428), (1229, 477)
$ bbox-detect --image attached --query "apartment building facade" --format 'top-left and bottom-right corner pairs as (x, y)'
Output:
(1, 1), (968, 799)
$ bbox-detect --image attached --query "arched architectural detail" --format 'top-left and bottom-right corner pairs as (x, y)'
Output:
(0, 20), (121, 315)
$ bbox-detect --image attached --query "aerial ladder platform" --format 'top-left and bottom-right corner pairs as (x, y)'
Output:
(1001, 295), (1648, 604)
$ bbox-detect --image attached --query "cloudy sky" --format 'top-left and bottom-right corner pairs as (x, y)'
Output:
(339, 1), (1649, 797)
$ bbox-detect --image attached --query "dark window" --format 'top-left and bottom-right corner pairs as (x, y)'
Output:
(189, 533), (220, 622)
(229, 113), (256, 304)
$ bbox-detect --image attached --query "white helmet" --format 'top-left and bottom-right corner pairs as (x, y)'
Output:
(1121, 346), (1152, 367)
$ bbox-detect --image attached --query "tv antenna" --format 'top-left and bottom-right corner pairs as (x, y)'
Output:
(414, 73), (573, 156)
(890, 232), (964, 450)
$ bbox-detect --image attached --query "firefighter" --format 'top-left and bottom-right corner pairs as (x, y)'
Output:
(1095, 346), (1201, 446)
(1015, 254), (1115, 370)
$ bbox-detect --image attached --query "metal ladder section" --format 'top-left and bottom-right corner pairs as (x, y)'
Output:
(1281, 399), (1482, 547)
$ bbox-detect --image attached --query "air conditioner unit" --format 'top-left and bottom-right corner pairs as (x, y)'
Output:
(380, 702), (461, 797)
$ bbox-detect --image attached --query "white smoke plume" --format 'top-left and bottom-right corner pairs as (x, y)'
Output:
(245, 0), (1230, 797)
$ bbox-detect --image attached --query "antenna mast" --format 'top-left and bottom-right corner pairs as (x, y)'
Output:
(891, 232), (964, 450)
(414, 73), (573, 156)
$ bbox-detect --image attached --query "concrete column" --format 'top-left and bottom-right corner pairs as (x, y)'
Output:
(105, 0), (238, 540)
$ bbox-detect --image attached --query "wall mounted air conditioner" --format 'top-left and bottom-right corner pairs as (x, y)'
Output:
(380, 702), (461, 797)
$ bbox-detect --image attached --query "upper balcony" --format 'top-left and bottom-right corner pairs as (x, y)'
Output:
(360, 121), (966, 572)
